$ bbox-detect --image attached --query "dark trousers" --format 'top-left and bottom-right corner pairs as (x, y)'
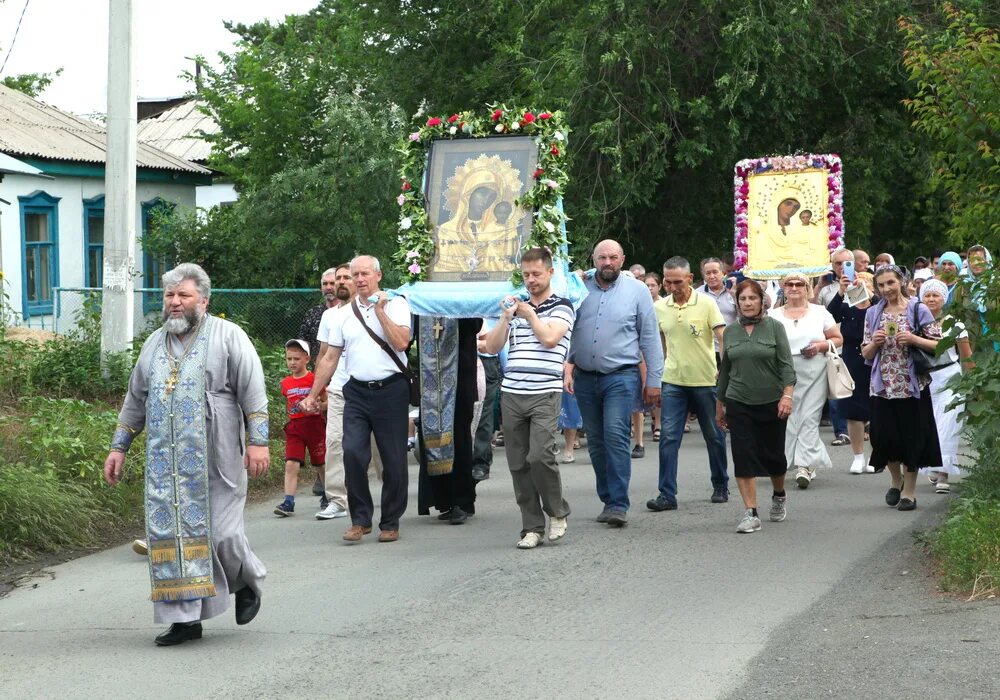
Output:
(472, 355), (502, 473)
(342, 376), (409, 530)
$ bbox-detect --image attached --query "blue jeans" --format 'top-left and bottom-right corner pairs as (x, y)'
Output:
(828, 398), (847, 436)
(658, 383), (729, 502)
(574, 367), (640, 512)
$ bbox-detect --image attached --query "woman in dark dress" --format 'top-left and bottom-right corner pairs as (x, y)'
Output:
(827, 271), (876, 474)
(716, 280), (796, 534)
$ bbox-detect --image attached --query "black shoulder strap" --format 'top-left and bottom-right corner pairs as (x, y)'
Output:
(351, 299), (411, 378)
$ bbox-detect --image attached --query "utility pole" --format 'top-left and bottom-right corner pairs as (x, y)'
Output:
(101, 0), (137, 368)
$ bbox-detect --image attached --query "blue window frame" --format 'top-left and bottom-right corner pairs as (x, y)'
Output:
(141, 198), (174, 313)
(19, 190), (61, 317)
(83, 196), (105, 288)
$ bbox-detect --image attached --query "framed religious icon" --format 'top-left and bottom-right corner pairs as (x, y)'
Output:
(424, 136), (537, 281)
(392, 106), (583, 318)
(733, 154), (845, 280)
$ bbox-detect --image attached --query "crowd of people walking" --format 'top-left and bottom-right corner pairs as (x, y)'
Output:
(104, 240), (990, 644)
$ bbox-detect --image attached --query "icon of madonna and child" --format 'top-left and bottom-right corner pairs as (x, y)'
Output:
(746, 168), (831, 273)
(425, 137), (538, 281)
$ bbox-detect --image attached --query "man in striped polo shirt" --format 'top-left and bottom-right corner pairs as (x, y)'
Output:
(482, 248), (574, 549)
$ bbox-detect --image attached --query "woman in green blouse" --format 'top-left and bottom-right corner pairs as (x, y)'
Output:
(716, 280), (797, 533)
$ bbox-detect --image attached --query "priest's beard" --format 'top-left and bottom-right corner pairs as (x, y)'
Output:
(163, 306), (205, 336)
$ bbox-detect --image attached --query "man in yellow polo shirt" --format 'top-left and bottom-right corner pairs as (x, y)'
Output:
(647, 256), (730, 511)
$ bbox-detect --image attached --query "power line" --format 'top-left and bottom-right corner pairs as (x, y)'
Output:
(0, 0), (32, 77)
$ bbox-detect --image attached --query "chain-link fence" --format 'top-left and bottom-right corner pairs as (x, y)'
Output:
(52, 287), (321, 346)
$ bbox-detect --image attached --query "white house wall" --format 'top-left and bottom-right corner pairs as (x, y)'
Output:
(0, 172), (196, 329)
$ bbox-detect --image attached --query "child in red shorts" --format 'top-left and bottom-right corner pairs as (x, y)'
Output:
(274, 339), (327, 516)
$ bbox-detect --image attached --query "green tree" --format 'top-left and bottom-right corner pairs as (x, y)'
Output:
(145, 92), (405, 288)
(901, 3), (1000, 251)
(183, 0), (975, 279)
(1, 68), (62, 97)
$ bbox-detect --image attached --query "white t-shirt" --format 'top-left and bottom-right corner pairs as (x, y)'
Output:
(317, 304), (351, 390)
(768, 303), (835, 355)
(328, 296), (412, 382)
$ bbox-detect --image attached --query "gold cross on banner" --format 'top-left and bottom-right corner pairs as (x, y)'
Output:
(432, 319), (444, 340)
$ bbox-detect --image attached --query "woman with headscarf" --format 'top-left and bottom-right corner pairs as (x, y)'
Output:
(874, 253), (896, 269)
(917, 279), (972, 493)
(768, 272), (843, 489)
(827, 271), (877, 474)
(861, 266), (943, 510)
(935, 251), (963, 304)
(717, 280), (796, 533)
(963, 245), (997, 351)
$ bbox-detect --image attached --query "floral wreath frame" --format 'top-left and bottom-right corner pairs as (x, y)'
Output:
(733, 153), (844, 278)
(395, 104), (570, 285)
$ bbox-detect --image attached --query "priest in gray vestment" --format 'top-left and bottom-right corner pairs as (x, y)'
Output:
(103, 263), (271, 647)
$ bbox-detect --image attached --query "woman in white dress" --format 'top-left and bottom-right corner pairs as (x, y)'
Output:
(918, 279), (973, 493)
(768, 272), (843, 489)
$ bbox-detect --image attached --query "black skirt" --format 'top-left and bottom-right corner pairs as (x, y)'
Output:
(727, 400), (788, 478)
(869, 387), (942, 472)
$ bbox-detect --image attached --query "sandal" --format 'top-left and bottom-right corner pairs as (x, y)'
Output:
(652, 428), (661, 441)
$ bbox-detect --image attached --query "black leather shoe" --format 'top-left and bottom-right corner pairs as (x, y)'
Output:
(437, 509), (454, 521)
(155, 622), (202, 646)
(885, 487), (902, 507)
(897, 498), (917, 511)
(449, 507), (468, 525)
(646, 495), (678, 512)
(235, 587), (261, 626)
(471, 467), (489, 481)
(711, 488), (729, 503)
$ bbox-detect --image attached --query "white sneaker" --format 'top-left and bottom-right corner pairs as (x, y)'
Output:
(795, 467), (812, 489)
(132, 539), (148, 555)
(935, 479), (950, 494)
(736, 509), (762, 533)
(516, 532), (544, 549)
(315, 502), (348, 520)
(849, 456), (866, 474)
(548, 516), (568, 542)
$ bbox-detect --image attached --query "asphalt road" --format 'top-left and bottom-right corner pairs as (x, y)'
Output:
(0, 427), (990, 698)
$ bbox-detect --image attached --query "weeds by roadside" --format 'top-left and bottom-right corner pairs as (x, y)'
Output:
(930, 267), (1000, 595)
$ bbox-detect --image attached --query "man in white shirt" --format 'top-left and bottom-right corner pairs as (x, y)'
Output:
(304, 255), (412, 543)
(313, 264), (384, 520)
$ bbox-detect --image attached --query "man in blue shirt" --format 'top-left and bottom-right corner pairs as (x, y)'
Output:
(566, 239), (664, 526)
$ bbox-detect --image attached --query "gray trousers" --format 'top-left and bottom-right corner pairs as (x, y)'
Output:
(501, 391), (570, 535)
(472, 355), (502, 473)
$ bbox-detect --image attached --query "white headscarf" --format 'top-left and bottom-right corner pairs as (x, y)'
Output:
(919, 278), (948, 301)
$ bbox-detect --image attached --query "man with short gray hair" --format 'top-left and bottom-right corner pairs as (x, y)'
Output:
(300, 267), (349, 359)
(304, 255), (412, 543)
(104, 263), (270, 646)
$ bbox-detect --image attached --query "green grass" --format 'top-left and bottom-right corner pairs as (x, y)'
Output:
(931, 496), (1000, 596)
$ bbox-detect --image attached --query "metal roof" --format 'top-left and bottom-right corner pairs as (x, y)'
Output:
(137, 98), (218, 163)
(0, 152), (47, 176)
(0, 84), (210, 174)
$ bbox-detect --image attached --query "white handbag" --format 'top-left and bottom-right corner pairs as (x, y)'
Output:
(826, 340), (855, 399)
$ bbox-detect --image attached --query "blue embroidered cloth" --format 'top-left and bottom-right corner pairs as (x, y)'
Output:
(395, 254), (587, 318)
